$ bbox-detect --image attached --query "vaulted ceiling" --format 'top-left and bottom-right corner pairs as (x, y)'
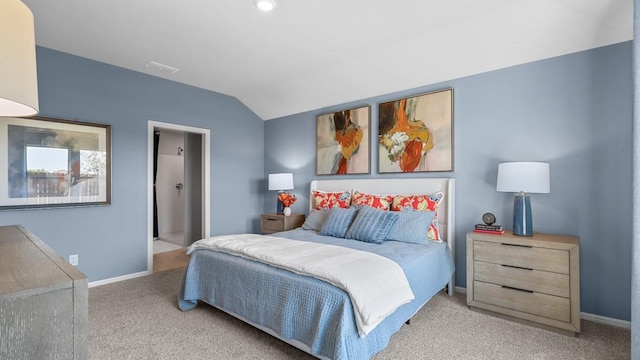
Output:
(22, 0), (633, 120)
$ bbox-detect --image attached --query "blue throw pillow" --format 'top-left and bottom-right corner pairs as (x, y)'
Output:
(387, 210), (435, 245)
(345, 206), (399, 244)
(320, 207), (359, 238)
(301, 209), (329, 231)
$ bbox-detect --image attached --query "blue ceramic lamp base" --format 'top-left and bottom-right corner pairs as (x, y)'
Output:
(276, 192), (284, 215)
(513, 193), (533, 236)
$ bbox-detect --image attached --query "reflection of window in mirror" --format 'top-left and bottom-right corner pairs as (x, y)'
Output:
(26, 146), (69, 197)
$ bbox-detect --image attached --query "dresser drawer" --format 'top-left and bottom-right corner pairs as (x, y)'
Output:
(474, 261), (570, 298)
(262, 215), (285, 232)
(467, 231), (580, 335)
(474, 240), (569, 274)
(473, 281), (570, 322)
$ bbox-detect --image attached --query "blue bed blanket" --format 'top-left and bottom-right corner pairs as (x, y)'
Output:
(179, 228), (454, 360)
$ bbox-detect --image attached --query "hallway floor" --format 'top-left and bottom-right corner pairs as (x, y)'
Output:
(153, 248), (190, 272)
(153, 239), (182, 254)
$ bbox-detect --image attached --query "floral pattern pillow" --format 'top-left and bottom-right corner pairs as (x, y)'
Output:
(312, 190), (352, 210)
(392, 192), (443, 241)
(351, 190), (393, 210)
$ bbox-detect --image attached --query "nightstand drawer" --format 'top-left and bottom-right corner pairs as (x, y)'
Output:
(473, 281), (570, 322)
(474, 261), (570, 298)
(474, 240), (569, 274)
(262, 215), (285, 232)
(261, 213), (305, 234)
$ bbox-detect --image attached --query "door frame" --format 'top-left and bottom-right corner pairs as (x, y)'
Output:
(147, 120), (210, 272)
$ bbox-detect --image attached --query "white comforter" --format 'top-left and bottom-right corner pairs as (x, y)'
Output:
(187, 233), (415, 337)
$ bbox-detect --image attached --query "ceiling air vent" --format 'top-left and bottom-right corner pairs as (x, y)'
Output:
(144, 61), (180, 75)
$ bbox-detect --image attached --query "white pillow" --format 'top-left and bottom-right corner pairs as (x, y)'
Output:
(301, 209), (330, 232)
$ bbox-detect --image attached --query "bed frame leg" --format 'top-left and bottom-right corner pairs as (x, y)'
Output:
(405, 319), (411, 325)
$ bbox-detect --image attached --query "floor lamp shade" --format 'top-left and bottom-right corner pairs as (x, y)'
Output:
(268, 173), (294, 214)
(0, 0), (39, 117)
(497, 162), (550, 236)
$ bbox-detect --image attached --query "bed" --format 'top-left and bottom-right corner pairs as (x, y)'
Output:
(179, 178), (455, 360)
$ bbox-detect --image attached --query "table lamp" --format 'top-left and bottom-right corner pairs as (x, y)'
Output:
(496, 162), (550, 236)
(268, 173), (293, 215)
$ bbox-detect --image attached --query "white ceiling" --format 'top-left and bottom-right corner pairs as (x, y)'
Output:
(22, 0), (633, 120)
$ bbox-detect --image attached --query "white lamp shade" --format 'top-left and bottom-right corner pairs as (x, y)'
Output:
(268, 173), (294, 191)
(0, 0), (39, 117)
(497, 162), (550, 194)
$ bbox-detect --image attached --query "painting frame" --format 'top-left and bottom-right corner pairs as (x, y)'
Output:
(378, 88), (453, 173)
(0, 115), (111, 210)
(316, 105), (371, 175)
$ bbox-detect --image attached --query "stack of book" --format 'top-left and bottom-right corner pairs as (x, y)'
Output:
(474, 224), (504, 234)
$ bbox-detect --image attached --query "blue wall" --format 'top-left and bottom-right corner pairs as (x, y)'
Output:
(264, 42), (633, 321)
(0, 47), (265, 282)
(1, 42), (630, 321)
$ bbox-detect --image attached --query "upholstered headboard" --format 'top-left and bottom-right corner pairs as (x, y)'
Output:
(309, 177), (456, 294)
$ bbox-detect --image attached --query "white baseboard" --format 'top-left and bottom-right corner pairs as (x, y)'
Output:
(580, 312), (630, 329)
(88, 270), (151, 288)
(454, 286), (630, 329)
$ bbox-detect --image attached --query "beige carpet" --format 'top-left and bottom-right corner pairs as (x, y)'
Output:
(89, 269), (630, 360)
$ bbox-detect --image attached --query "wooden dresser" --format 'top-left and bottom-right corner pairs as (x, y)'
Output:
(466, 230), (580, 335)
(0, 225), (88, 359)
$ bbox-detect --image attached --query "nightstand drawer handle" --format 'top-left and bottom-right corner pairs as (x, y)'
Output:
(502, 285), (533, 293)
(500, 243), (533, 248)
(265, 218), (279, 221)
(501, 264), (533, 271)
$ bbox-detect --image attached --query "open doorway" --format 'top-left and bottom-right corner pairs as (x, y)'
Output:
(147, 121), (210, 273)
(155, 128), (186, 251)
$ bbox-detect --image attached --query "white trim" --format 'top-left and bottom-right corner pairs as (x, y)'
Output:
(580, 312), (631, 329)
(456, 286), (630, 329)
(88, 270), (150, 288)
(147, 121), (211, 273)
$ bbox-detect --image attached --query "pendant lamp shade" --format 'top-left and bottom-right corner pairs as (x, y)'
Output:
(0, 0), (39, 117)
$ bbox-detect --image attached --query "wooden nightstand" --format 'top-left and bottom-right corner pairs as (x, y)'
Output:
(466, 230), (580, 336)
(261, 213), (305, 234)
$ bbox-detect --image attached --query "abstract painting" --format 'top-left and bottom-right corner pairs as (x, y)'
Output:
(378, 88), (453, 173)
(0, 116), (111, 209)
(316, 105), (370, 175)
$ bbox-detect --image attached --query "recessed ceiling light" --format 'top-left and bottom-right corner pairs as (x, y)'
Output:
(254, 0), (276, 12)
